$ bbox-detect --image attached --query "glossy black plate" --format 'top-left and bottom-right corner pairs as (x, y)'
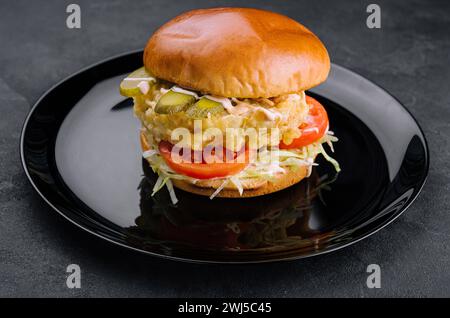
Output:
(20, 50), (429, 263)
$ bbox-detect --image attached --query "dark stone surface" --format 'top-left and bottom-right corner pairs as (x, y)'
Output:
(0, 0), (449, 297)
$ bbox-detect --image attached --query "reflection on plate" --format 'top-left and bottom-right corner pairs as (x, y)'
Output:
(126, 160), (337, 258)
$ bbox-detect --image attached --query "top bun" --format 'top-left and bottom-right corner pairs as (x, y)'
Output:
(144, 7), (330, 98)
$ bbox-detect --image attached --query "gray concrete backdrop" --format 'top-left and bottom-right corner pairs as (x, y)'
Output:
(0, 0), (449, 297)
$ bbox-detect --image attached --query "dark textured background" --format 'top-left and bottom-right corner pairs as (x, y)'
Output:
(1, 0), (449, 297)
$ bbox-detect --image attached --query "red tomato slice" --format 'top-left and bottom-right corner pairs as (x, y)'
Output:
(158, 141), (249, 179)
(279, 95), (329, 149)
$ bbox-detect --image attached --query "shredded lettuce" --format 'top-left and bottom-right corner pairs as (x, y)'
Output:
(165, 178), (178, 204)
(142, 149), (159, 159)
(230, 176), (244, 195)
(210, 179), (229, 200)
(151, 175), (168, 196)
(144, 131), (340, 203)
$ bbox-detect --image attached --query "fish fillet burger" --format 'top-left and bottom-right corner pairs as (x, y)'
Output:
(120, 7), (340, 203)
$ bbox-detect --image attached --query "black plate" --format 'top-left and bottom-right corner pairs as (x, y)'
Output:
(20, 51), (429, 263)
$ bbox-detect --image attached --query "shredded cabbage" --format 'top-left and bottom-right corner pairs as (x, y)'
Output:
(143, 149), (159, 159)
(144, 131), (340, 204)
(210, 179), (229, 200)
(165, 178), (178, 204)
(230, 176), (244, 195)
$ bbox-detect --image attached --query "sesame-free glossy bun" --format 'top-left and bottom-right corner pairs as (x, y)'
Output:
(144, 7), (330, 98)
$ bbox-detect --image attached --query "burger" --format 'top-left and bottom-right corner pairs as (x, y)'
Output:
(120, 7), (340, 203)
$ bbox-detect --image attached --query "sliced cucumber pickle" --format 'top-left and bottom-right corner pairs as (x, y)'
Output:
(155, 91), (196, 114)
(119, 67), (155, 97)
(186, 98), (225, 118)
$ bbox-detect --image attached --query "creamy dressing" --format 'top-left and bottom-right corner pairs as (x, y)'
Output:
(124, 77), (156, 81)
(160, 88), (170, 95)
(138, 81), (150, 95)
(287, 93), (301, 101)
(230, 98), (283, 120)
(203, 95), (234, 111)
(303, 127), (320, 134)
(252, 106), (283, 121)
(171, 86), (200, 98)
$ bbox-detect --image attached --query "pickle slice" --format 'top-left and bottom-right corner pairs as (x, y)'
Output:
(119, 67), (155, 97)
(186, 98), (225, 118)
(155, 91), (196, 114)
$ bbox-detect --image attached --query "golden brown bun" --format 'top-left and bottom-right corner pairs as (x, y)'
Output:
(140, 132), (309, 198)
(171, 166), (308, 198)
(144, 7), (330, 98)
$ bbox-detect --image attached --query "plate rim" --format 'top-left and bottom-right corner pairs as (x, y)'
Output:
(19, 50), (430, 264)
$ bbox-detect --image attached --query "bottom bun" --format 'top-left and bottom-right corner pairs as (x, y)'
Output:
(172, 166), (309, 198)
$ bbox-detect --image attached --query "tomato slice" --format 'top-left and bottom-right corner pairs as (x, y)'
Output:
(279, 95), (329, 149)
(158, 141), (249, 179)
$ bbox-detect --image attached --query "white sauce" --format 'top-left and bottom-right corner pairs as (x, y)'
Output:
(303, 127), (320, 134)
(171, 86), (199, 99)
(287, 93), (301, 101)
(160, 88), (170, 95)
(230, 98), (283, 121)
(253, 106), (283, 121)
(124, 77), (156, 82)
(138, 81), (150, 95)
(203, 95), (234, 112)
